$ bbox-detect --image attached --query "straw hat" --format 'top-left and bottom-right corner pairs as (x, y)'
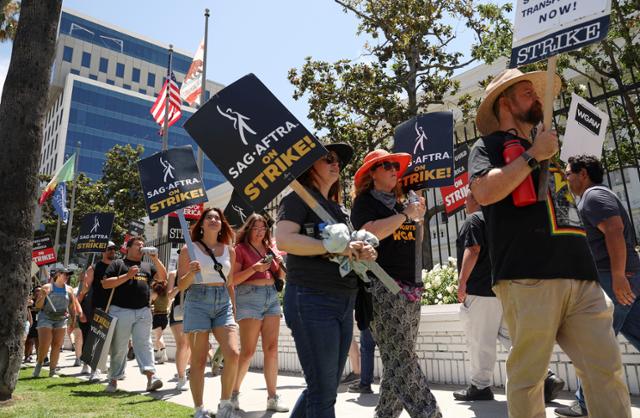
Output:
(354, 149), (412, 188)
(475, 68), (561, 135)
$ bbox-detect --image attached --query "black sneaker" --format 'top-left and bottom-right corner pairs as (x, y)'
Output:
(127, 346), (135, 361)
(544, 371), (565, 403)
(453, 384), (494, 401)
(340, 372), (360, 385)
(348, 382), (373, 394)
(554, 401), (588, 417)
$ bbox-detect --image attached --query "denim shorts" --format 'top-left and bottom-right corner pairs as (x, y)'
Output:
(37, 312), (67, 329)
(183, 285), (236, 333)
(235, 285), (282, 321)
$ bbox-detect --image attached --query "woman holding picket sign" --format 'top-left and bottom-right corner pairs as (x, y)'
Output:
(275, 143), (378, 418)
(351, 149), (441, 418)
(177, 207), (239, 418)
(230, 213), (288, 412)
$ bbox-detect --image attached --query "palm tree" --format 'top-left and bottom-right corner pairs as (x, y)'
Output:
(0, 0), (62, 401)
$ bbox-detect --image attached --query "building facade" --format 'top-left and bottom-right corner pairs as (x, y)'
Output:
(40, 9), (226, 188)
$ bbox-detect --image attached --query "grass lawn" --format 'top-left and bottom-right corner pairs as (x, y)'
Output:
(1, 368), (193, 417)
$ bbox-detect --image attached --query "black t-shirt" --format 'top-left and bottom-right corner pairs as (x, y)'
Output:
(104, 258), (157, 309)
(351, 191), (420, 287)
(277, 189), (358, 295)
(85, 260), (110, 313)
(578, 186), (640, 272)
(468, 131), (598, 283)
(456, 211), (494, 296)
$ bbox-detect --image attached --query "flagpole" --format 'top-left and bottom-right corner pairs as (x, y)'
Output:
(157, 46), (173, 243)
(196, 9), (210, 175)
(53, 215), (61, 254)
(63, 144), (80, 267)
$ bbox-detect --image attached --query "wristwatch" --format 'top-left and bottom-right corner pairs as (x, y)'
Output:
(521, 151), (539, 170)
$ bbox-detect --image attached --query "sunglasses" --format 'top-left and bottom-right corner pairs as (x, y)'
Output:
(371, 161), (400, 172)
(321, 153), (341, 166)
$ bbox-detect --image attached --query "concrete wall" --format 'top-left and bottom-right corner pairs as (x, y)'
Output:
(161, 304), (640, 394)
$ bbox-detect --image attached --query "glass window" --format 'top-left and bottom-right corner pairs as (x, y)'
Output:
(116, 63), (125, 78)
(99, 57), (108, 73)
(147, 73), (155, 87)
(138, 89), (146, 95)
(106, 79), (115, 85)
(70, 69), (80, 75)
(63, 46), (73, 63)
(123, 84), (131, 90)
(81, 51), (91, 68)
(89, 74), (97, 80)
(132, 68), (140, 83)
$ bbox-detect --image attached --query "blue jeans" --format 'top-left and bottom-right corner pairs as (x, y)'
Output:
(576, 270), (640, 409)
(360, 328), (376, 386)
(108, 305), (155, 380)
(284, 283), (355, 418)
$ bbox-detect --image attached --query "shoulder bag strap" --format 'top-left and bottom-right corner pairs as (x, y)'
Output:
(198, 240), (226, 282)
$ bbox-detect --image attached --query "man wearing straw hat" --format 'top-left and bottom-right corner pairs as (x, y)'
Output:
(468, 68), (630, 418)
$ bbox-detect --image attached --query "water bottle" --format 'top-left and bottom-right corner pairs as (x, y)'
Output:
(502, 140), (536, 207)
(406, 190), (422, 222)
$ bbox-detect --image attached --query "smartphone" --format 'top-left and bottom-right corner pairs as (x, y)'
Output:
(262, 254), (274, 264)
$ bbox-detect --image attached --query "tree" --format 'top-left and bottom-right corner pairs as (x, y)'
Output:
(0, 0), (62, 401)
(288, 0), (511, 268)
(39, 144), (147, 261)
(0, 0), (19, 41)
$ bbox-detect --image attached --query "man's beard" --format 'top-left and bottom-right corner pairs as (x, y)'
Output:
(517, 101), (543, 125)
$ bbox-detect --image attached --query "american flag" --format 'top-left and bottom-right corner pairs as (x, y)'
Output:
(150, 71), (182, 130)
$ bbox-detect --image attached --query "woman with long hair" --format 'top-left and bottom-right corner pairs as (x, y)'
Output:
(275, 143), (378, 418)
(231, 213), (288, 413)
(177, 207), (240, 418)
(351, 150), (441, 418)
(32, 267), (81, 378)
(167, 268), (191, 391)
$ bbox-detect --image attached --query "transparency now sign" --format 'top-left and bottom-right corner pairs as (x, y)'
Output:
(510, 0), (611, 67)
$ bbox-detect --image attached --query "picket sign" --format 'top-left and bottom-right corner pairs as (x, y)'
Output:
(536, 56), (558, 201)
(288, 180), (401, 294)
(176, 208), (204, 285)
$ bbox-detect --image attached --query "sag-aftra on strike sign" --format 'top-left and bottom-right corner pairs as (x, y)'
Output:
(184, 74), (326, 211)
(510, 0), (611, 67)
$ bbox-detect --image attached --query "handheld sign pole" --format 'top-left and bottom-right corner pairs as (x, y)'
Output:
(289, 180), (401, 294)
(176, 208), (203, 284)
(537, 55), (558, 201)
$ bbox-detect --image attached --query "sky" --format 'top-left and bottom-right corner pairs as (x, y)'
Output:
(0, 0), (512, 129)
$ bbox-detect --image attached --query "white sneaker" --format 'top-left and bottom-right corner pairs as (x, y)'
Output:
(267, 395), (289, 412)
(193, 406), (213, 418)
(217, 402), (235, 418)
(80, 364), (90, 374)
(89, 371), (101, 382)
(230, 391), (240, 410)
(175, 376), (188, 391)
(160, 348), (168, 364)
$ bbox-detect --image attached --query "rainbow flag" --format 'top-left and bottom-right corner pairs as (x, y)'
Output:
(38, 155), (75, 205)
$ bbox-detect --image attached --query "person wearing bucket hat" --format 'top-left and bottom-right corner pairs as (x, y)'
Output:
(351, 149), (441, 418)
(468, 68), (631, 417)
(33, 266), (81, 378)
(275, 142), (378, 418)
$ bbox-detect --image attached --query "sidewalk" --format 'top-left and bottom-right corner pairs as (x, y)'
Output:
(54, 351), (640, 417)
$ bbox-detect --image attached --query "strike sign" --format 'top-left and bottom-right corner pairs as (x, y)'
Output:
(184, 74), (326, 211)
(32, 235), (56, 266)
(439, 145), (470, 215)
(393, 112), (454, 190)
(137, 145), (208, 220)
(76, 213), (115, 253)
